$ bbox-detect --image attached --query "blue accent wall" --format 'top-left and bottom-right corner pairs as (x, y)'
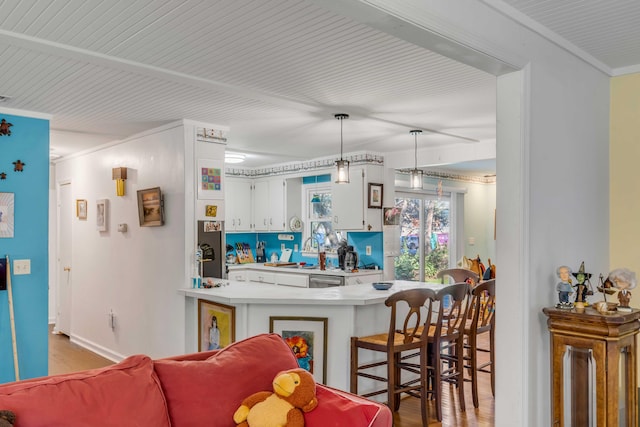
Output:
(0, 113), (49, 382)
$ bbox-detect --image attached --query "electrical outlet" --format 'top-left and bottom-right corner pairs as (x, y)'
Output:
(366, 246), (372, 256)
(294, 244), (299, 252)
(281, 243), (285, 251)
(13, 259), (31, 275)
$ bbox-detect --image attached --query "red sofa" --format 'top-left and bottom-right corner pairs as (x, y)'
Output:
(0, 333), (392, 427)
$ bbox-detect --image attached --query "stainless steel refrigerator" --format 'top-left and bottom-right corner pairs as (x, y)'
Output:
(197, 221), (224, 278)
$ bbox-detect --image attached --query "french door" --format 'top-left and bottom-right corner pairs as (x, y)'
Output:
(394, 192), (452, 281)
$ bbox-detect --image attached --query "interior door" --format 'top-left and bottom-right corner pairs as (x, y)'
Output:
(56, 182), (72, 335)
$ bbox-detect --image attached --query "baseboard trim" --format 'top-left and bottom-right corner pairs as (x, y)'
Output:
(69, 334), (125, 363)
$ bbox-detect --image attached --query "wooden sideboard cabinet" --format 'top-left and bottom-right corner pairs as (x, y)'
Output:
(542, 306), (640, 427)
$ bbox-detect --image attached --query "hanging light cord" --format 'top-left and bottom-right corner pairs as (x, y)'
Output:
(411, 129), (422, 170)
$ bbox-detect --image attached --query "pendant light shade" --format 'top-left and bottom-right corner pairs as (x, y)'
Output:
(410, 130), (423, 189)
(334, 113), (350, 184)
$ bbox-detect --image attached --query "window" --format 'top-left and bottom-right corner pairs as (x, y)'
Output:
(394, 192), (452, 281)
(302, 178), (344, 253)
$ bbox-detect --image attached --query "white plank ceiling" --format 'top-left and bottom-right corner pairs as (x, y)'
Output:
(0, 1), (637, 169)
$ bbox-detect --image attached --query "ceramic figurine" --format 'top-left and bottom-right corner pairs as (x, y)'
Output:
(556, 265), (574, 309)
(608, 268), (637, 312)
(572, 261), (592, 307)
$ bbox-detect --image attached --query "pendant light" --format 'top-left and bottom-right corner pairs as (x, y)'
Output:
(334, 113), (350, 184)
(410, 130), (423, 189)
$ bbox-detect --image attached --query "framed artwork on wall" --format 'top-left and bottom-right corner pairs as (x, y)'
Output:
(0, 192), (15, 238)
(137, 187), (164, 227)
(368, 183), (383, 209)
(197, 159), (224, 200)
(270, 316), (328, 384)
(76, 199), (87, 220)
(96, 199), (108, 231)
(198, 299), (235, 351)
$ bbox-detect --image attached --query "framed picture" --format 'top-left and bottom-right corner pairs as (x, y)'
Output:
(198, 299), (235, 351)
(76, 199), (87, 220)
(96, 199), (108, 231)
(137, 187), (164, 227)
(197, 159), (224, 200)
(383, 206), (401, 226)
(0, 192), (15, 238)
(270, 316), (328, 384)
(368, 183), (383, 208)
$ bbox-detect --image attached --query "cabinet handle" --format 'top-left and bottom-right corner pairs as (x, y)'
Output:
(238, 219), (241, 226)
(63, 267), (71, 272)
(264, 219), (267, 225)
(232, 219), (236, 226)
(270, 218), (273, 225)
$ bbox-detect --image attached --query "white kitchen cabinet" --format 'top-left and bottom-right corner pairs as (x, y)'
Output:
(227, 269), (247, 281)
(344, 272), (383, 286)
(225, 178), (253, 232)
(275, 272), (309, 288)
(254, 177), (286, 231)
(331, 167), (365, 230)
(248, 270), (276, 284)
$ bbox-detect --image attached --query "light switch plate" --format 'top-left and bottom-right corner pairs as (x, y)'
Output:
(366, 246), (372, 256)
(14, 259), (31, 275)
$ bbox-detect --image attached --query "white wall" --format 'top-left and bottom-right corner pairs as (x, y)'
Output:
(363, 1), (610, 426)
(54, 123), (188, 360)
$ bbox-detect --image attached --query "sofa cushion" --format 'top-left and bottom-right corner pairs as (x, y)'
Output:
(0, 354), (170, 427)
(154, 333), (299, 427)
(307, 385), (389, 427)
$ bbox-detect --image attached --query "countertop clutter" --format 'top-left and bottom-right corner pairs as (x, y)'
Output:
(228, 262), (380, 277)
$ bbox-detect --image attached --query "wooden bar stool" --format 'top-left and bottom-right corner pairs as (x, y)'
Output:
(425, 283), (471, 422)
(463, 278), (496, 408)
(437, 268), (479, 285)
(350, 288), (437, 426)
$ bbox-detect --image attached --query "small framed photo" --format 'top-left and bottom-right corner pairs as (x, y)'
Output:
(198, 299), (235, 351)
(368, 183), (383, 209)
(137, 187), (164, 227)
(96, 199), (108, 231)
(270, 316), (328, 384)
(76, 199), (87, 220)
(0, 192), (15, 238)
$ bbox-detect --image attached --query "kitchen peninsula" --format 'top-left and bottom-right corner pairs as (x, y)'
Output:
(227, 263), (383, 287)
(179, 280), (443, 391)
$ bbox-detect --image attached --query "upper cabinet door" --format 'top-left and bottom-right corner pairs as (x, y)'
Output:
(331, 167), (364, 230)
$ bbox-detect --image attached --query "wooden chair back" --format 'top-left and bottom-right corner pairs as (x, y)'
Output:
(469, 279), (496, 332)
(433, 283), (471, 339)
(385, 288), (437, 347)
(437, 268), (479, 286)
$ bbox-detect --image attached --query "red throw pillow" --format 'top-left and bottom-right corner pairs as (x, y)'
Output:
(0, 354), (170, 427)
(154, 333), (298, 427)
(305, 385), (384, 426)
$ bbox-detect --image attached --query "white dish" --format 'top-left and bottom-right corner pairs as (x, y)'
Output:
(289, 216), (302, 232)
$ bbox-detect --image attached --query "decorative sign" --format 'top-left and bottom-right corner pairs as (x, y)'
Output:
(205, 205), (218, 217)
(197, 159), (224, 200)
(0, 192), (15, 238)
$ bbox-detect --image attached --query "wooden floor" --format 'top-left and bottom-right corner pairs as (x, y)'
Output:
(48, 325), (494, 426)
(48, 325), (114, 376)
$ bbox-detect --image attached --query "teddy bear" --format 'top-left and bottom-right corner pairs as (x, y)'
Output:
(233, 368), (318, 427)
(0, 410), (16, 427)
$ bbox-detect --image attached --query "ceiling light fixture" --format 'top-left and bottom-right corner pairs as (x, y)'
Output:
(410, 130), (423, 189)
(225, 153), (245, 164)
(334, 113), (349, 184)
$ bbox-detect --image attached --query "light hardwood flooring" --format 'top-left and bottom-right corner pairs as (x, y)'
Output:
(48, 325), (114, 376)
(48, 325), (494, 426)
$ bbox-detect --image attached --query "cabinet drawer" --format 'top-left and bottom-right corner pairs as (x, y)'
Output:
(276, 273), (309, 288)
(248, 271), (276, 284)
(345, 273), (382, 286)
(227, 271), (247, 281)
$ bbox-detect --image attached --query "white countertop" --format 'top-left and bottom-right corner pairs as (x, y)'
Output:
(179, 280), (443, 306)
(227, 263), (381, 277)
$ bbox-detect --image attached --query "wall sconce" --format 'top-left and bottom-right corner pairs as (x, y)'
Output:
(112, 167), (127, 196)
